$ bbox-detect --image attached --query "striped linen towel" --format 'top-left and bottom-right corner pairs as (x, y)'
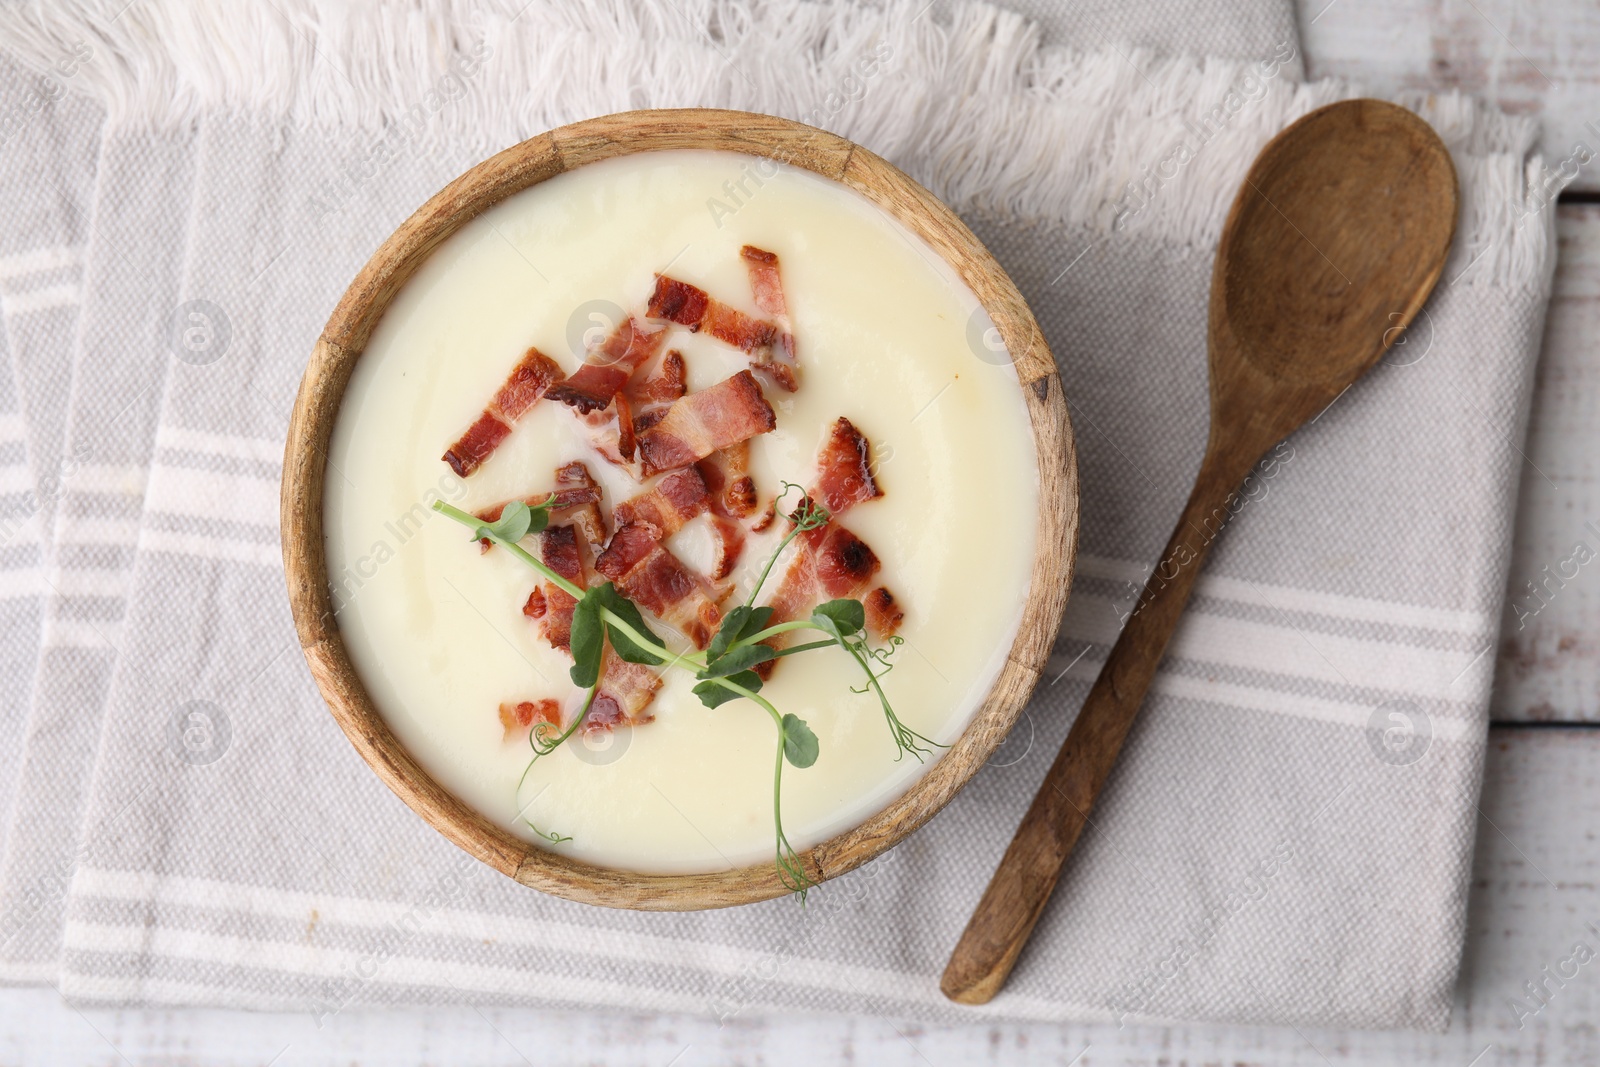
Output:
(0, 0), (1561, 1031)
(0, 48), (103, 981)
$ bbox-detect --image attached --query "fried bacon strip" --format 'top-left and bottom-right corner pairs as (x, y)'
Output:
(594, 522), (723, 648)
(742, 245), (787, 317)
(443, 347), (563, 477)
(476, 481), (601, 524)
(647, 272), (797, 392)
(551, 461), (608, 548)
(764, 523), (898, 627)
(754, 418), (900, 675)
(637, 370), (776, 476)
(568, 346), (685, 470)
(520, 521), (664, 730)
(740, 245), (799, 391)
(545, 317), (665, 415)
(696, 440), (757, 519)
(612, 467), (744, 580)
(648, 275), (774, 348)
(629, 350), (687, 415)
(499, 699), (561, 741)
(812, 417), (883, 513)
(754, 522), (902, 678)
(536, 323), (650, 468)
(613, 466), (710, 538)
(479, 461), (607, 552)
(708, 514), (745, 582)
(617, 350), (690, 464)
(587, 650), (663, 729)
(521, 523), (586, 652)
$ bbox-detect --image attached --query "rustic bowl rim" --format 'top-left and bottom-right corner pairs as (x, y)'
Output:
(280, 107), (1079, 911)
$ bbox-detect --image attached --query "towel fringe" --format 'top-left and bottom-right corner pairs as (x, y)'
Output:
(0, 0), (1563, 291)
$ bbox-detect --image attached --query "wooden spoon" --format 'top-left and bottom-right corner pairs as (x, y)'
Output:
(940, 98), (1459, 1005)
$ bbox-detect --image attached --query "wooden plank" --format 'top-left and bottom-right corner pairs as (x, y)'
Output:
(1494, 204), (1600, 721)
(0, 727), (1594, 1065)
(1297, 0), (1600, 192)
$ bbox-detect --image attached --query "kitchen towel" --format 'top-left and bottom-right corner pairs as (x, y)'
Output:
(0, 38), (193, 980)
(0, 0), (1560, 1031)
(0, 46), (102, 979)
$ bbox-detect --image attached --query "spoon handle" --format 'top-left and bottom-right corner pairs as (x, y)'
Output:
(940, 450), (1250, 1005)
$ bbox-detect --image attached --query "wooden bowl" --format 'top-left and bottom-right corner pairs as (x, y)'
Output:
(281, 109), (1079, 910)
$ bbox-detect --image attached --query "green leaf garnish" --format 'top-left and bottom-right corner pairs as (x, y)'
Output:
(708, 604), (773, 660)
(781, 713), (819, 769)
(698, 643), (777, 679)
(568, 595), (604, 688)
(810, 598), (864, 639)
(692, 671), (763, 708)
(589, 582), (665, 666)
(471, 499), (548, 545)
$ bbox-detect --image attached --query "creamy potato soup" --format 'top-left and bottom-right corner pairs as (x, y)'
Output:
(325, 149), (1038, 875)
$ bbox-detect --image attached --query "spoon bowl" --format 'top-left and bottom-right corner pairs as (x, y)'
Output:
(1218, 98), (1458, 391)
(941, 98), (1458, 1005)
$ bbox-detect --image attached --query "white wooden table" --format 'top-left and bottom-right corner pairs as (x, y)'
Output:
(8, 1), (1600, 1062)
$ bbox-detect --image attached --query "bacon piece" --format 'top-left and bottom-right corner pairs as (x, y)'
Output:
(494, 351), (561, 421)
(631, 350), (687, 406)
(647, 273), (797, 392)
(633, 408), (668, 436)
(708, 514), (745, 582)
(611, 466), (742, 583)
(476, 462), (606, 552)
(626, 350), (687, 440)
(646, 270), (773, 351)
(813, 417), (883, 514)
(545, 317), (664, 415)
(594, 522), (723, 648)
(769, 523), (882, 614)
(553, 461), (607, 549)
(475, 481), (603, 524)
(525, 522), (665, 729)
(613, 394), (638, 463)
(613, 466), (710, 538)
(647, 276), (711, 333)
(864, 586), (904, 635)
(755, 522), (902, 677)
(740, 246), (799, 391)
(443, 347), (563, 476)
(754, 419), (898, 675)
(446, 416), (509, 479)
(637, 371), (776, 476)
(499, 699), (561, 741)
(741, 245), (787, 317)
(696, 440), (757, 519)
(530, 523), (585, 652)
(584, 650), (662, 730)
